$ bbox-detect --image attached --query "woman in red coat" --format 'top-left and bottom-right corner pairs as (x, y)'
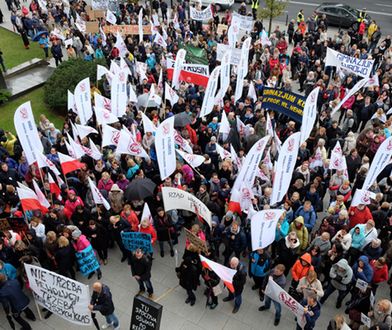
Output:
(370, 257), (389, 294)
(139, 219), (157, 245)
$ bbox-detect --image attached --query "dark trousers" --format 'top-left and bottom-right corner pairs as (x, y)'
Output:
(320, 283), (346, 305)
(137, 278), (153, 294)
(60, 268), (76, 280)
(223, 248), (241, 265)
(159, 240), (173, 253)
(43, 47), (48, 58)
(186, 289), (196, 303)
(96, 248), (108, 261)
(54, 56), (62, 67)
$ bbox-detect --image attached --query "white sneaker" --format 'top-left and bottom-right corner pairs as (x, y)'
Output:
(113, 325), (120, 330)
(101, 324), (113, 329)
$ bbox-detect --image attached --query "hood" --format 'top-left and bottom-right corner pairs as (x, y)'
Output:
(358, 255), (370, 267)
(294, 216), (304, 225)
(336, 258), (349, 270)
(300, 253), (312, 265)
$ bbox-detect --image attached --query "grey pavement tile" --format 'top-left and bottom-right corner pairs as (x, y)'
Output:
(197, 306), (230, 329)
(223, 317), (252, 330)
(181, 320), (207, 330)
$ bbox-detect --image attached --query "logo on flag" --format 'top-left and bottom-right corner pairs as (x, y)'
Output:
(112, 131), (120, 144)
(20, 108), (28, 119)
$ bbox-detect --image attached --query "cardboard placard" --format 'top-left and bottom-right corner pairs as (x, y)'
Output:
(130, 295), (162, 330)
(0, 218), (10, 231)
(7, 217), (28, 234)
(184, 228), (208, 254)
(85, 21), (99, 34)
(217, 24), (228, 35)
(103, 25), (151, 36)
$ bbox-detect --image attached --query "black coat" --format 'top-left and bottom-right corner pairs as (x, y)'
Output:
(55, 245), (75, 274)
(233, 263), (247, 295)
(176, 251), (201, 291)
(86, 224), (108, 250)
(0, 279), (30, 313)
(154, 214), (174, 242)
(129, 254), (152, 281)
(91, 285), (115, 316)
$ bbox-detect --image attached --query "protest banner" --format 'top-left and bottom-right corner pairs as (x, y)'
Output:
(166, 58), (209, 87)
(85, 21), (99, 33)
(300, 87), (319, 145)
(351, 189), (376, 207)
(234, 37), (251, 102)
(7, 217), (29, 234)
(216, 43), (241, 65)
(185, 228), (208, 254)
(261, 87), (306, 123)
(24, 264), (92, 325)
(180, 43), (209, 65)
(155, 117), (176, 180)
(217, 24), (228, 35)
(130, 295), (163, 330)
(75, 245), (100, 276)
(103, 25), (151, 36)
(251, 210), (284, 251)
(0, 218), (10, 231)
(121, 232), (153, 253)
(162, 187), (212, 227)
(200, 65), (221, 117)
(325, 48), (374, 78)
(265, 277), (306, 328)
(190, 5), (213, 21)
(231, 12), (253, 31)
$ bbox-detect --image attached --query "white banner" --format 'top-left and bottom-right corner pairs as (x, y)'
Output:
(172, 49), (186, 89)
(325, 48), (374, 78)
(101, 124), (120, 147)
(74, 78), (92, 125)
(265, 277), (306, 328)
(251, 210), (284, 250)
(141, 112), (157, 133)
(231, 12), (253, 32)
(176, 149), (205, 168)
(234, 37), (251, 102)
(228, 22), (239, 48)
(270, 132), (301, 205)
(111, 70), (128, 118)
(219, 110), (231, 136)
(162, 187), (212, 227)
(88, 177), (110, 210)
(155, 117), (176, 180)
(24, 264), (92, 326)
(351, 189), (376, 207)
(190, 5), (213, 21)
(106, 9), (117, 25)
(114, 31), (127, 57)
(199, 66), (221, 117)
(95, 107), (118, 126)
(329, 141), (347, 171)
(216, 44), (241, 65)
(362, 136), (392, 190)
(67, 90), (76, 113)
(165, 82), (179, 105)
(138, 8), (143, 42)
(91, 0), (108, 10)
(174, 130), (193, 154)
(300, 87), (319, 145)
(217, 50), (231, 102)
(13, 101), (43, 165)
(232, 135), (270, 191)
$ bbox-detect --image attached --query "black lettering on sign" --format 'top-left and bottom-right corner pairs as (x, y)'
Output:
(130, 295), (162, 330)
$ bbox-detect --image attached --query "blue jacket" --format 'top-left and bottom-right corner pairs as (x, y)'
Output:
(275, 217), (289, 241)
(353, 255), (374, 283)
(349, 226), (365, 249)
(294, 206), (317, 230)
(249, 251), (270, 278)
(301, 299), (321, 330)
(0, 279), (30, 313)
(0, 263), (17, 280)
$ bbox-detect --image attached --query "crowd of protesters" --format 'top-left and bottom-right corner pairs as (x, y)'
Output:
(0, 0), (392, 329)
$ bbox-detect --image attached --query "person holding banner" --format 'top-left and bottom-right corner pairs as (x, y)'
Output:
(297, 293), (321, 330)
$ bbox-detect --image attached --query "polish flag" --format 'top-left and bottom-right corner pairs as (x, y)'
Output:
(48, 172), (62, 201)
(35, 151), (60, 176)
(32, 180), (50, 209)
(200, 255), (237, 293)
(16, 186), (48, 213)
(58, 152), (84, 175)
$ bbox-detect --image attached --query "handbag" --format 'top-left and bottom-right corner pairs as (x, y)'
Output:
(212, 283), (223, 296)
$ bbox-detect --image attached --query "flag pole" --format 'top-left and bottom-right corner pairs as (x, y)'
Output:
(38, 168), (49, 199)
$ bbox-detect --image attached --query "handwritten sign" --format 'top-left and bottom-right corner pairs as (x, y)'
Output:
(75, 245), (100, 276)
(24, 264), (92, 325)
(355, 279), (368, 291)
(185, 228), (208, 254)
(103, 25), (151, 36)
(130, 295), (162, 330)
(121, 232), (153, 253)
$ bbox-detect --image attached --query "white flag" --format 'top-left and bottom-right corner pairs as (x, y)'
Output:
(238, 183), (254, 211)
(88, 177), (110, 210)
(66, 133), (85, 159)
(230, 144), (242, 170)
(260, 29), (271, 46)
(172, 49), (186, 89)
(13, 101), (43, 165)
(176, 149), (205, 169)
(141, 112), (157, 133)
(114, 31), (128, 57)
(165, 82), (179, 105)
(364, 74), (379, 88)
(138, 8), (143, 42)
(300, 87), (319, 145)
(227, 23), (239, 48)
(88, 139), (102, 160)
(32, 180), (50, 209)
(101, 124), (120, 147)
(155, 117), (176, 180)
(251, 210), (284, 250)
(74, 78), (92, 125)
(99, 25), (107, 46)
(111, 70), (128, 117)
(141, 202), (153, 225)
(95, 107), (118, 126)
(331, 77), (370, 116)
(270, 132), (301, 205)
(75, 123), (98, 139)
(235, 37), (251, 102)
(219, 110), (231, 136)
(215, 143), (231, 160)
(35, 151), (60, 176)
(105, 9), (117, 25)
(75, 13), (86, 33)
(116, 128), (149, 159)
(153, 32), (167, 48)
(119, 57), (131, 77)
(217, 49), (231, 102)
(233, 135), (270, 191)
(351, 189), (376, 207)
(199, 66), (221, 117)
(329, 141), (346, 171)
(266, 112), (274, 137)
(174, 130), (193, 154)
(148, 84), (162, 106)
(247, 81), (257, 101)
(97, 65), (112, 81)
(129, 84), (138, 104)
(67, 90), (77, 113)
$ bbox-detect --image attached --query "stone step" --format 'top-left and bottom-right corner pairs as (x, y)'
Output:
(4, 58), (50, 78)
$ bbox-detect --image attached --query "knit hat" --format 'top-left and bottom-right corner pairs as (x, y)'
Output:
(72, 229), (82, 239)
(225, 211), (233, 219)
(110, 184), (121, 192)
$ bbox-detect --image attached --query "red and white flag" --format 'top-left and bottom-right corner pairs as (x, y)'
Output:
(74, 78), (92, 125)
(174, 130), (193, 154)
(35, 151), (60, 176)
(215, 143), (231, 160)
(166, 58), (209, 87)
(75, 123), (98, 139)
(165, 82), (179, 105)
(32, 180), (50, 209)
(58, 152), (84, 175)
(87, 177), (111, 210)
(141, 112), (157, 133)
(102, 124), (120, 147)
(176, 149), (205, 169)
(16, 186), (47, 213)
(48, 172), (62, 201)
(351, 189), (376, 207)
(155, 117), (176, 180)
(200, 255), (237, 293)
(116, 128), (149, 159)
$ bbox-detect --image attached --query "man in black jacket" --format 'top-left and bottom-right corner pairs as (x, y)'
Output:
(89, 282), (119, 330)
(110, 215), (131, 262)
(129, 249), (154, 298)
(223, 257), (247, 314)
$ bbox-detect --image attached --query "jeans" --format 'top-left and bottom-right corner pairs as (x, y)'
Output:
(137, 278), (154, 294)
(228, 292), (242, 308)
(105, 313), (119, 327)
(264, 296), (282, 320)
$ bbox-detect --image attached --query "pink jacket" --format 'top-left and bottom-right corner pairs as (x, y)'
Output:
(64, 197), (84, 218)
(98, 179), (114, 192)
(72, 234), (90, 252)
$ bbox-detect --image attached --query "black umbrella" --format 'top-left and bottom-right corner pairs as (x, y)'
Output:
(125, 178), (156, 201)
(174, 112), (192, 127)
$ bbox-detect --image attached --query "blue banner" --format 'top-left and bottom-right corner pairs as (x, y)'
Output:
(121, 232), (153, 254)
(261, 87), (306, 123)
(75, 245), (100, 276)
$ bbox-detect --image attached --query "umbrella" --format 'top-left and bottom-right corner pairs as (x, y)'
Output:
(137, 93), (159, 109)
(32, 30), (49, 42)
(125, 178), (156, 201)
(174, 112), (192, 127)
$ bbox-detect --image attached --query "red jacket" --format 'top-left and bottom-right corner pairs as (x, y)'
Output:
(64, 197), (84, 219)
(120, 210), (139, 231)
(97, 178), (114, 192)
(348, 206), (373, 229)
(139, 225), (157, 245)
(370, 260), (389, 284)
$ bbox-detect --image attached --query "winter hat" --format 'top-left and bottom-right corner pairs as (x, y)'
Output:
(110, 184), (121, 192)
(72, 229), (82, 239)
(225, 211), (233, 219)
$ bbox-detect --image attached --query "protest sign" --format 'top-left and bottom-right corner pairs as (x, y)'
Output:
(361, 313), (371, 327)
(103, 25), (151, 36)
(231, 12), (253, 31)
(190, 5), (213, 21)
(85, 21), (99, 34)
(162, 187), (212, 227)
(355, 279), (368, 291)
(7, 217), (29, 234)
(166, 58), (209, 87)
(217, 24), (228, 35)
(121, 232), (153, 253)
(261, 87), (306, 123)
(24, 264), (92, 325)
(216, 44), (241, 65)
(185, 228), (208, 254)
(75, 245), (100, 276)
(130, 295), (163, 330)
(0, 218), (10, 231)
